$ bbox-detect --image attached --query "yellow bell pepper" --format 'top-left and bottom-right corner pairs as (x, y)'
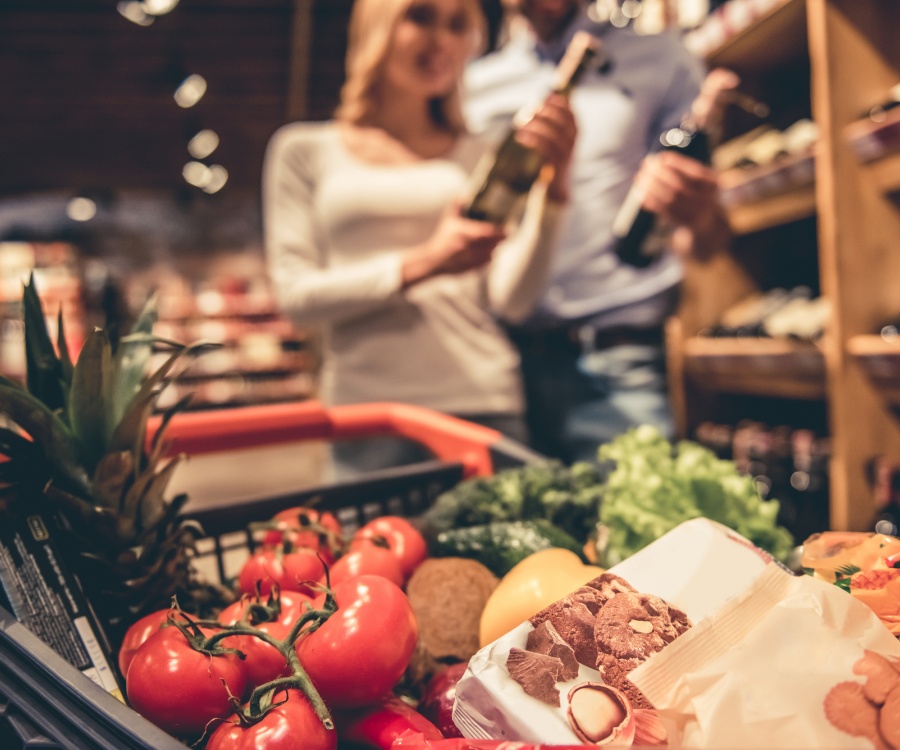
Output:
(478, 547), (604, 647)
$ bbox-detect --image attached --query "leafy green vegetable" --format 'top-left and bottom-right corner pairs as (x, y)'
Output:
(418, 460), (608, 543)
(597, 425), (795, 566)
(431, 519), (585, 577)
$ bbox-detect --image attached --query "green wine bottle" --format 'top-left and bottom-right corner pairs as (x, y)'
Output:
(463, 30), (600, 225)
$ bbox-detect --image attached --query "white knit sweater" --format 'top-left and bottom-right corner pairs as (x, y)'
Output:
(263, 121), (562, 415)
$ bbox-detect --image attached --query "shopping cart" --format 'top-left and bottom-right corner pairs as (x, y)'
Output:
(0, 401), (541, 750)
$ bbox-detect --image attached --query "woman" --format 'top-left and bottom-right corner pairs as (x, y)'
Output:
(263, 0), (576, 473)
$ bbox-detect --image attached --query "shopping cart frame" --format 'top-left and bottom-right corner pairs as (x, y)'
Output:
(0, 401), (542, 749)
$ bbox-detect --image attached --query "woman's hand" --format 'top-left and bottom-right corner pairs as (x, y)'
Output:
(514, 93), (578, 203)
(402, 205), (507, 288)
(634, 149), (730, 261)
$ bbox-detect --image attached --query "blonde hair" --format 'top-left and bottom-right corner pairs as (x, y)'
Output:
(336, 0), (485, 133)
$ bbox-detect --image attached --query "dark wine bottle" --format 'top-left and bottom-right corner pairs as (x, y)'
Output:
(463, 30), (600, 225)
(864, 82), (900, 122)
(612, 68), (740, 268)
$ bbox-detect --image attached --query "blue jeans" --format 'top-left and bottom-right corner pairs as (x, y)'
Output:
(514, 333), (672, 464)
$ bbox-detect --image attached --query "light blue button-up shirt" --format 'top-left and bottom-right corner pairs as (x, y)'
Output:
(464, 10), (705, 331)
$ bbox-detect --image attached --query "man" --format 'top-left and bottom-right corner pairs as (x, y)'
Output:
(464, 0), (730, 462)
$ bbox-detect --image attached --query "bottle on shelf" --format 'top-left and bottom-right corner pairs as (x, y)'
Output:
(863, 82), (900, 123)
(462, 30), (601, 225)
(611, 67), (742, 268)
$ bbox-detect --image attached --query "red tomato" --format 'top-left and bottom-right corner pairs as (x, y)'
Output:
(205, 689), (337, 750)
(335, 694), (445, 746)
(329, 540), (404, 588)
(238, 547), (327, 597)
(218, 590), (310, 630)
(217, 590), (313, 687)
(419, 662), (468, 738)
(117, 608), (171, 679)
(264, 507), (344, 564)
(126, 624), (249, 740)
(297, 574), (417, 708)
(225, 622), (292, 690)
(354, 516), (427, 580)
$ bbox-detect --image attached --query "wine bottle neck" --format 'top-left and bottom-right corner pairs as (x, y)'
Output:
(550, 30), (600, 96)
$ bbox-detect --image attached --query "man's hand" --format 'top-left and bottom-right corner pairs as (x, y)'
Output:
(515, 93), (578, 203)
(634, 149), (731, 261)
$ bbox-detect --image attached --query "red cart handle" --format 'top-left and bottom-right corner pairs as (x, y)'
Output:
(147, 401), (501, 477)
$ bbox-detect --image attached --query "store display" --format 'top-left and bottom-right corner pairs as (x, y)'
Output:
(463, 31), (599, 225)
(846, 86), (900, 164)
(699, 286), (808, 337)
(682, 0), (789, 58)
(694, 420), (830, 542)
(150, 272), (317, 412)
(716, 119), (819, 206)
(699, 286), (830, 341)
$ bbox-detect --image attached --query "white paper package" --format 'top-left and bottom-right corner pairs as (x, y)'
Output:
(452, 518), (778, 744)
(629, 564), (900, 749)
(453, 516), (900, 748)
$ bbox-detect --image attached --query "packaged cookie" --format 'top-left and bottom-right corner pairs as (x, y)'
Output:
(452, 519), (776, 744)
(629, 564), (900, 749)
(802, 531), (900, 635)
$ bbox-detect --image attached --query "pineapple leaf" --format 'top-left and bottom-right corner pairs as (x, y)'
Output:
(0, 382), (91, 498)
(69, 328), (114, 473)
(22, 274), (67, 413)
(110, 296), (158, 431)
(43, 480), (119, 532)
(90, 450), (135, 510)
(108, 341), (215, 459)
(149, 393), (194, 466)
(56, 308), (75, 394)
(137, 457), (184, 534)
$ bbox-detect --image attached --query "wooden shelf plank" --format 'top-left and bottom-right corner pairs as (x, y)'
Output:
(848, 334), (900, 407)
(705, 0), (808, 72)
(682, 336), (826, 399)
(725, 185), (817, 235)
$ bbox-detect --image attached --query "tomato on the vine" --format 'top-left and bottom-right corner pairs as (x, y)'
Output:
(117, 607), (172, 679)
(238, 547), (327, 597)
(330, 539), (404, 588)
(126, 623), (249, 740)
(297, 574), (417, 708)
(264, 507), (344, 564)
(218, 590), (311, 630)
(216, 591), (312, 689)
(353, 516), (427, 580)
(205, 689), (337, 750)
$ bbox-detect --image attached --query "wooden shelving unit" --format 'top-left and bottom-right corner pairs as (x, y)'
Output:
(848, 335), (900, 409)
(682, 337), (826, 399)
(725, 185), (817, 235)
(670, 0), (900, 532)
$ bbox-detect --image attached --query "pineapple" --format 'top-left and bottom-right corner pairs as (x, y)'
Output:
(0, 274), (231, 641)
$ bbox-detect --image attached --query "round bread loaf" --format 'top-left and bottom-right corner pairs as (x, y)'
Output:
(405, 556), (499, 686)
